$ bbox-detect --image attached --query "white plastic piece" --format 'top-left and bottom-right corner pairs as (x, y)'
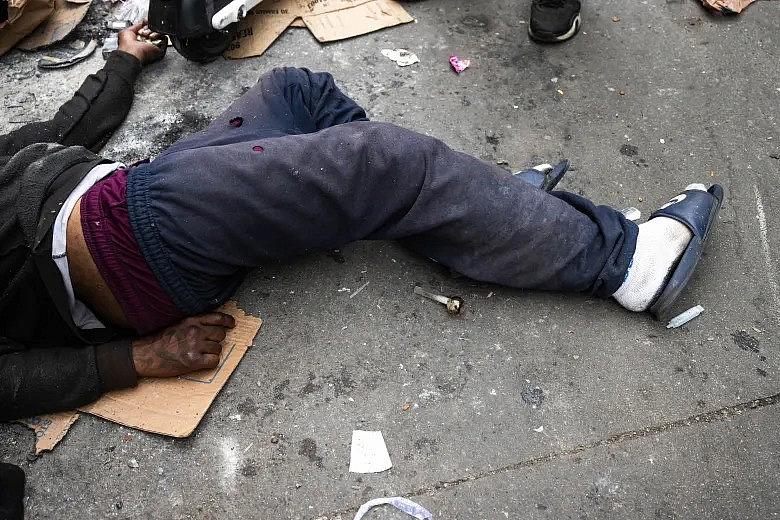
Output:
(620, 206), (642, 221)
(353, 497), (432, 520)
(381, 49), (420, 67)
(212, 0), (266, 30)
(666, 305), (704, 329)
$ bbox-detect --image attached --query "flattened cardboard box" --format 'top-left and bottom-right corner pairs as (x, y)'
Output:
(225, 0), (413, 59)
(17, 0), (91, 50)
(20, 302), (262, 452)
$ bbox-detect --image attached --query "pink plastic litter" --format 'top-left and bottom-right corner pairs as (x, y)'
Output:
(449, 55), (471, 74)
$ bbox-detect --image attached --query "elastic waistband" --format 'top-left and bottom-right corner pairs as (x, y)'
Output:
(125, 164), (206, 315)
(80, 167), (185, 334)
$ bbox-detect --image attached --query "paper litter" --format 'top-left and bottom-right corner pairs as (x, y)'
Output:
(349, 430), (392, 473)
(381, 48), (420, 67)
(449, 55), (470, 73)
(353, 497), (432, 520)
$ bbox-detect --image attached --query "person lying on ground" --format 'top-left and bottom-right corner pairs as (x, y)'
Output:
(0, 32), (723, 421)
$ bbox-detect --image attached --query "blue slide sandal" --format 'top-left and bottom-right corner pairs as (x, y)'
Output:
(647, 184), (724, 319)
(514, 160), (570, 192)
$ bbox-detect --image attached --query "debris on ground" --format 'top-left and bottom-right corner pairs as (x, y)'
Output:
(520, 384), (545, 409)
(667, 305), (704, 329)
(17, 0), (94, 51)
(226, 0), (413, 59)
(533, 425), (544, 433)
(38, 39), (97, 69)
(101, 35), (118, 58)
(110, 0), (147, 23)
(349, 281), (370, 298)
(381, 48), (419, 67)
(127, 458), (139, 468)
(349, 430), (392, 473)
(413, 286), (463, 315)
(449, 54), (470, 74)
(353, 497), (432, 520)
(620, 207), (641, 221)
(105, 19), (131, 30)
(699, 0), (757, 14)
(611, 15), (621, 22)
(16, 412), (81, 454)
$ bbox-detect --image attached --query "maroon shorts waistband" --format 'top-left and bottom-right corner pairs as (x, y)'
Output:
(80, 167), (184, 335)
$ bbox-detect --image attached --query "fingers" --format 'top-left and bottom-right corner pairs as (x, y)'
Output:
(127, 19), (146, 33)
(198, 353), (221, 370)
(197, 312), (236, 329)
(201, 325), (230, 343)
(199, 340), (224, 356)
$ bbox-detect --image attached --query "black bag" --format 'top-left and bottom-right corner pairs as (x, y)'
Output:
(0, 462), (24, 520)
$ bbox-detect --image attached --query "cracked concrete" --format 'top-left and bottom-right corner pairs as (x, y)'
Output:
(1, 0), (779, 518)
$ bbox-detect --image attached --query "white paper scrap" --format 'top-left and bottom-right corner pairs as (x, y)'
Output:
(349, 430), (392, 473)
(353, 497), (432, 520)
(381, 48), (420, 67)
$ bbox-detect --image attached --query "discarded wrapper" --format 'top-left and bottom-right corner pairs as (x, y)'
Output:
(449, 55), (470, 74)
(381, 48), (419, 67)
(353, 497), (433, 520)
(102, 35), (118, 59)
(349, 430), (392, 473)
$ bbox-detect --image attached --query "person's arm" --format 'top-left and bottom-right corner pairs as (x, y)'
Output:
(0, 21), (165, 158)
(0, 313), (235, 421)
(0, 336), (136, 420)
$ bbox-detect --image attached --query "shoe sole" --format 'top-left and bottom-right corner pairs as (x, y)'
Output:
(528, 14), (581, 42)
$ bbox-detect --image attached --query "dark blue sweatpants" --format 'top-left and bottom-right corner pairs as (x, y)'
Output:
(126, 68), (638, 316)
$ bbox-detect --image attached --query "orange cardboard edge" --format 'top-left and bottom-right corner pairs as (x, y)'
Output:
(18, 411), (81, 454)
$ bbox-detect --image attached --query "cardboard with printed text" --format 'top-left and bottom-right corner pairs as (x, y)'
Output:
(224, 0), (413, 59)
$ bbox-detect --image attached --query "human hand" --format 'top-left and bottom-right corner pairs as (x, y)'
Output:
(131, 313), (236, 377)
(117, 19), (167, 66)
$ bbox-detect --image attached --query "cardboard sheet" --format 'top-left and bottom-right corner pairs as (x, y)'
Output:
(17, 0), (91, 50)
(80, 301), (262, 437)
(0, 0), (54, 56)
(19, 302), (261, 450)
(18, 411), (80, 454)
(225, 0), (413, 59)
(700, 0), (757, 13)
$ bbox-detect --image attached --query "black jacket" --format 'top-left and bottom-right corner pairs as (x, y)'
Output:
(0, 51), (143, 421)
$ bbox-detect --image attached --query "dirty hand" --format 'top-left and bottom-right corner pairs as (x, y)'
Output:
(118, 19), (167, 66)
(131, 313), (236, 377)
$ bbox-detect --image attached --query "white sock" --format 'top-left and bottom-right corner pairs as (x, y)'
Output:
(613, 184), (705, 312)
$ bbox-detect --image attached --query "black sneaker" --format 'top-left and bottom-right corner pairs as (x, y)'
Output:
(529, 0), (581, 43)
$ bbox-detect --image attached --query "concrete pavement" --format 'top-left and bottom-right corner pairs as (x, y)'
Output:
(1, 0), (778, 518)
